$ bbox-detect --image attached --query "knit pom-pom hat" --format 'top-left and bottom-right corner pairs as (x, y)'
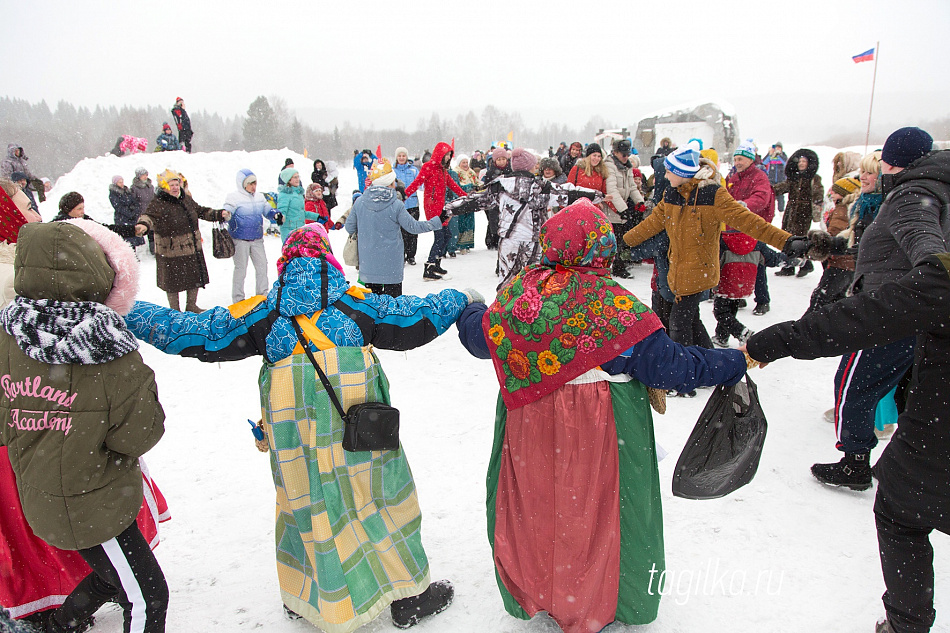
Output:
(664, 141), (703, 178)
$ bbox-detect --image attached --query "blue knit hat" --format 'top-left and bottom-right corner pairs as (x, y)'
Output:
(881, 127), (933, 168)
(665, 141), (703, 178)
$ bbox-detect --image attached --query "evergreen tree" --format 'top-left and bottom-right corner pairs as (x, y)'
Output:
(243, 96), (279, 151)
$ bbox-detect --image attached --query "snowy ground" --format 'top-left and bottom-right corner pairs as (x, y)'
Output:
(34, 149), (949, 633)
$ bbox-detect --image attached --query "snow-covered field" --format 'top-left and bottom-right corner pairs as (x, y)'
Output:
(35, 149), (949, 633)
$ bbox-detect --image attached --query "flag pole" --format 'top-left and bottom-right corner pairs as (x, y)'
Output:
(864, 41), (880, 154)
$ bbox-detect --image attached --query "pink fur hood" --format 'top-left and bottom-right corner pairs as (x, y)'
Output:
(65, 218), (139, 315)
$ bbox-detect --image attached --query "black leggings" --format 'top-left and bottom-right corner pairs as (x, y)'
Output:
(52, 521), (168, 633)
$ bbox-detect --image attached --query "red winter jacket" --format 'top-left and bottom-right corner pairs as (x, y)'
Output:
(403, 142), (467, 219)
(304, 199), (332, 230)
(718, 230), (761, 299)
(566, 164), (608, 195)
(726, 166), (775, 223)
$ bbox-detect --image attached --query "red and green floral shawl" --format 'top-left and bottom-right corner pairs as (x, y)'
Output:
(483, 199), (664, 410)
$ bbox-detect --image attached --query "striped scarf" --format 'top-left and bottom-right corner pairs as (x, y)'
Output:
(0, 296), (138, 365)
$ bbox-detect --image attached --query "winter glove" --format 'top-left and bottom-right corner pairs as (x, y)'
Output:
(805, 229), (838, 261)
(274, 213), (284, 226)
(439, 207), (453, 225)
(333, 221), (344, 230)
(781, 236), (808, 259)
(462, 288), (486, 305)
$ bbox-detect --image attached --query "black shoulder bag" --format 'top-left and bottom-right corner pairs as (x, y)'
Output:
(283, 260), (400, 452)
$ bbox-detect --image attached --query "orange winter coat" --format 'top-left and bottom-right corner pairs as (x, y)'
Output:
(623, 162), (791, 297)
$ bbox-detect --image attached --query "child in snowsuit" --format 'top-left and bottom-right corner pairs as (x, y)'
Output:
(0, 220), (167, 633)
(711, 229), (762, 347)
(304, 183), (333, 230)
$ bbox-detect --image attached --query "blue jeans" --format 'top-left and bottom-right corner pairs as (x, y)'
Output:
(427, 226), (448, 263)
(753, 242), (781, 305)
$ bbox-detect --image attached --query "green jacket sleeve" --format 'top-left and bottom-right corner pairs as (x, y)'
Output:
(105, 352), (166, 458)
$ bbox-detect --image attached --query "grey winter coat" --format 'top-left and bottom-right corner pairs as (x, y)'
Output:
(130, 177), (156, 215)
(1, 144), (32, 181)
(344, 186), (441, 284)
(852, 151), (950, 295)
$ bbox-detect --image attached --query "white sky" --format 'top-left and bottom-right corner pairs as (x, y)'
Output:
(9, 0), (950, 141)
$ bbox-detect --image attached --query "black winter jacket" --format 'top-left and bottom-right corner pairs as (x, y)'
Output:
(747, 254), (950, 519)
(852, 150), (950, 295)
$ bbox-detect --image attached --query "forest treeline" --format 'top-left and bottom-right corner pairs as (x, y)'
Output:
(0, 96), (610, 180)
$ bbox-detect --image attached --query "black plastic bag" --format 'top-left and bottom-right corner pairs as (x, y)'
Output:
(672, 376), (767, 500)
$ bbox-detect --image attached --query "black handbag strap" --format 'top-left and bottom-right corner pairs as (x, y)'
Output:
(291, 317), (348, 421)
(279, 258), (347, 420)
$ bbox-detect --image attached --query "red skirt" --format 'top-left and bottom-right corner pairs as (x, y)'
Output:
(0, 447), (170, 618)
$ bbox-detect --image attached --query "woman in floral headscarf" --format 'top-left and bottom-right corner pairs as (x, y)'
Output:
(457, 199), (747, 633)
(124, 223), (484, 632)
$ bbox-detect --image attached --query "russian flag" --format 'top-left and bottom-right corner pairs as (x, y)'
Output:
(852, 48), (875, 63)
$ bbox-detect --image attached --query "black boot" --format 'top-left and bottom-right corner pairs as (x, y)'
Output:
(423, 263), (443, 281)
(391, 580), (454, 629)
(283, 605), (303, 620)
(775, 265), (795, 277)
(811, 452), (872, 491)
(752, 303), (770, 315)
(433, 259), (448, 275)
(796, 260), (815, 277)
(611, 261), (630, 279)
(45, 612), (96, 633)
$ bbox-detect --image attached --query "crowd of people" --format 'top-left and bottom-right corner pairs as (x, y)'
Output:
(0, 123), (947, 633)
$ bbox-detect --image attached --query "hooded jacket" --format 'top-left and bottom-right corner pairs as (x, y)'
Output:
(277, 183), (320, 243)
(773, 149), (823, 235)
(403, 142), (467, 220)
(0, 222), (164, 550)
(623, 158), (791, 297)
(224, 170), (276, 241)
(1, 144), (32, 181)
(852, 150), (950, 295)
(344, 186), (441, 284)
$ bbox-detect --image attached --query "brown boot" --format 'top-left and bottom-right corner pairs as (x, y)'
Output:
(184, 289), (204, 313)
(166, 292), (181, 311)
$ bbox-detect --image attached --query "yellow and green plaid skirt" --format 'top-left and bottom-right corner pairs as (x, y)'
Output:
(260, 345), (429, 632)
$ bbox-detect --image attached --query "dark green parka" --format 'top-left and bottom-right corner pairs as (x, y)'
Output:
(0, 222), (165, 550)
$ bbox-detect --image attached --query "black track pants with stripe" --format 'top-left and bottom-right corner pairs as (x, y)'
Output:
(51, 521), (168, 633)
